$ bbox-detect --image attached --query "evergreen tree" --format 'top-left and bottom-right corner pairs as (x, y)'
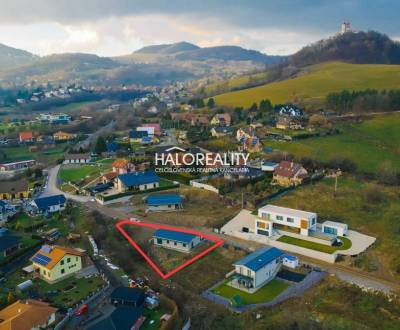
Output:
(94, 136), (107, 154)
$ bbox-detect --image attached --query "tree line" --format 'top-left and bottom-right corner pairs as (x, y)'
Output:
(326, 89), (400, 113)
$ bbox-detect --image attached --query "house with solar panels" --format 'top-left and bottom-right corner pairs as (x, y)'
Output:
(153, 229), (202, 253)
(30, 245), (85, 283)
(232, 247), (283, 292)
(116, 171), (160, 193)
(31, 194), (66, 214)
(146, 193), (182, 212)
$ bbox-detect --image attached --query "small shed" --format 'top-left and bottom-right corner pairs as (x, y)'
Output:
(322, 221), (348, 236)
(16, 279), (33, 291)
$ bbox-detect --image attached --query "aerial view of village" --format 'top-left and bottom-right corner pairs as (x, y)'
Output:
(0, 1), (399, 329)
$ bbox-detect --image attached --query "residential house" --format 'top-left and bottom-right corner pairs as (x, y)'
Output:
(141, 123), (161, 136)
(276, 104), (304, 118)
(276, 116), (303, 130)
(110, 287), (145, 308)
(0, 179), (29, 200)
(30, 245), (85, 283)
(102, 142), (120, 157)
(282, 255), (299, 269)
(112, 159), (135, 174)
(241, 136), (262, 153)
(87, 306), (144, 330)
(256, 204), (317, 237)
(170, 113), (208, 126)
(19, 131), (34, 143)
(0, 200), (9, 224)
(146, 193), (182, 212)
(137, 126), (155, 137)
(0, 235), (21, 261)
(0, 299), (58, 330)
(261, 161), (279, 172)
(0, 159), (36, 172)
(63, 153), (91, 164)
(210, 126), (233, 137)
(102, 171), (118, 185)
(116, 171), (160, 193)
(31, 194), (66, 214)
(232, 247), (283, 291)
(153, 229), (202, 253)
(53, 131), (77, 141)
(322, 221), (348, 236)
(272, 161), (308, 186)
(210, 113), (231, 127)
(129, 130), (148, 143)
(38, 112), (71, 124)
(236, 128), (251, 142)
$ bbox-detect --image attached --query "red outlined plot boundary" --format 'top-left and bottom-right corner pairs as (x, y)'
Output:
(115, 219), (224, 279)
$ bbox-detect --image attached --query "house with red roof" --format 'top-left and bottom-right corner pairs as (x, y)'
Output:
(19, 131), (34, 143)
(272, 161), (308, 187)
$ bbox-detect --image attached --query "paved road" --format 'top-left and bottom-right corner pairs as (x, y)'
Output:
(74, 120), (116, 151)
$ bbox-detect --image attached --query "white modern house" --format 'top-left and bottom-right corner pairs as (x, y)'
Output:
(153, 229), (202, 253)
(232, 247), (283, 292)
(322, 221), (348, 236)
(256, 204), (317, 237)
(282, 255), (299, 269)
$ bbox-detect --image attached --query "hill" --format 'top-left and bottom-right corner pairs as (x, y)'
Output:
(211, 61), (400, 108)
(289, 31), (400, 67)
(121, 41), (284, 64)
(0, 43), (37, 70)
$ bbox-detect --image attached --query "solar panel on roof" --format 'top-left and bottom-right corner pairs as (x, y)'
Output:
(32, 253), (51, 266)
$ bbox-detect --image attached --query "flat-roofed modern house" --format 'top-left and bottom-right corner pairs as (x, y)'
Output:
(31, 194), (66, 214)
(232, 247), (283, 291)
(256, 204), (317, 237)
(322, 221), (348, 236)
(30, 245), (85, 283)
(63, 153), (92, 164)
(146, 193), (182, 212)
(153, 229), (201, 253)
(0, 299), (58, 330)
(117, 171), (160, 192)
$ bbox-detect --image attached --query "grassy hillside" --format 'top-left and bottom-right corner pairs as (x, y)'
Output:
(212, 61), (400, 108)
(263, 113), (400, 173)
(204, 71), (268, 94)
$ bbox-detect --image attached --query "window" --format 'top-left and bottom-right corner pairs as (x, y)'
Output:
(276, 215), (283, 221)
(157, 238), (162, 244)
(247, 269), (251, 277)
(168, 205), (171, 208)
(67, 258), (71, 263)
(257, 229), (269, 236)
(257, 221), (266, 229)
(167, 240), (170, 244)
(61, 269), (65, 274)
(174, 242), (177, 246)
(76, 257), (78, 261)
(312, 218), (316, 225)
(287, 217), (294, 223)
(183, 243), (187, 247)
(261, 212), (270, 220)
(60, 260), (64, 265)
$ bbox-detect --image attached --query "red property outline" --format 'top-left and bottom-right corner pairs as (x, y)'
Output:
(115, 220), (224, 279)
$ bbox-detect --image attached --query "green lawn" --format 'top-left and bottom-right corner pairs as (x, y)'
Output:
(59, 165), (103, 182)
(2, 143), (68, 163)
(277, 235), (352, 254)
(12, 213), (45, 230)
(141, 308), (167, 330)
(212, 61), (400, 107)
(263, 113), (400, 173)
(212, 278), (289, 305)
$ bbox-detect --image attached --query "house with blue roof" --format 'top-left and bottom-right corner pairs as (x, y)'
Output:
(129, 130), (148, 143)
(232, 247), (283, 291)
(117, 171), (160, 193)
(153, 229), (202, 253)
(31, 194), (66, 214)
(146, 193), (182, 212)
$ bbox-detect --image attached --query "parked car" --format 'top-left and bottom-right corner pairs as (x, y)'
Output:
(75, 304), (89, 316)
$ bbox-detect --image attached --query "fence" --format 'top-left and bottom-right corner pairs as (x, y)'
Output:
(190, 180), (219, 194)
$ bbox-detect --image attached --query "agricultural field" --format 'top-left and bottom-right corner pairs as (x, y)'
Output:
(0, 143), (69, 163)
(212, 61), (400, 108)
(263, 113), (400, 173)
(273, 175), (400, 280)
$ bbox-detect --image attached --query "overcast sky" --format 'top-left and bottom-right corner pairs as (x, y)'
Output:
(0, 0), (398, 57)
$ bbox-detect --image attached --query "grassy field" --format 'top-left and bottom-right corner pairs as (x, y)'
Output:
(212, 61), (400, 108)
(2, 143), (68, 163)
(264, 113), (400, 173)
(204, 71), (269, 94)
(277, 235), (352, 254)
(212, 278), (289, 305)
(273, 175), (400, 279)
(59, 165), (102, 182)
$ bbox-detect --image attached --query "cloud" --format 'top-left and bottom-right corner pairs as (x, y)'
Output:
(0, 1), (398, 56)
